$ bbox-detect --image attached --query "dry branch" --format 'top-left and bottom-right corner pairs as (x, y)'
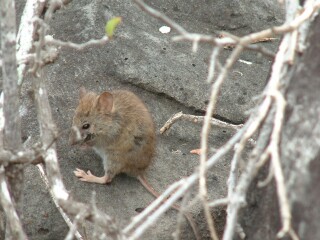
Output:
(45, 35), (110, 50)
(28, 1), (124, 239)
(1, 0), (22, 151)
(223, 97), (272, 240)
(16, 0), (47, 84)
(0, 167), (27, 240)
(208, 198), (229, 208)
(124, 179), (185, 234)
(160, 112), (243, 135)
(58, 199), (122, 239)
(0, 0), (26, 238)
(37, 164), (84, 240)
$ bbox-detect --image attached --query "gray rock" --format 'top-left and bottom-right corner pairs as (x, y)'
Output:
(47, 0), (283, 123)
(240, 15), (320, 240)
(2, 0), (284, 239)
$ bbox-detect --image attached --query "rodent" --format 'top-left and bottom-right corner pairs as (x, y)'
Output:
(69, 87), (155, 184)
(69, 87), (199, 239)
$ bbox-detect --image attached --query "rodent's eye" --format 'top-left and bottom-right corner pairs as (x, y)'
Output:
(82, 123), (90, 129)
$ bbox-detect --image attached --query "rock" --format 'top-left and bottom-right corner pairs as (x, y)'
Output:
(240, 15), (320, 240)
(2, 0), (284, 239)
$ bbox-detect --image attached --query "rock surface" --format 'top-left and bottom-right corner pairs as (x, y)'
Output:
(240, 14), (320, 240)
(2, 0), (284, 239)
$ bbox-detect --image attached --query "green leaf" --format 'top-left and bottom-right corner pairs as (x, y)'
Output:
(105, 17), (122, 38)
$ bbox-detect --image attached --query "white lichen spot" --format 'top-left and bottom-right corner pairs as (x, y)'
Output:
(238, 59), (253, 65)
(159, 26), (171, 34)
(17, 151), (24, 157)
(39, 88), (44, 96)
(19, 104), (28, 117)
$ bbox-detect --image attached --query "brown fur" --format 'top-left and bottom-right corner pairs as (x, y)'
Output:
(70, 88), (155, 180)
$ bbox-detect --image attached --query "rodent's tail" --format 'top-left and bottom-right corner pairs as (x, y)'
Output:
(137, 175), (160, 198)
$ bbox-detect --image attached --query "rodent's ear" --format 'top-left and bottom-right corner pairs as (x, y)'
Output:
(79, 87), (87, 99)
(97, 92), (113, 112)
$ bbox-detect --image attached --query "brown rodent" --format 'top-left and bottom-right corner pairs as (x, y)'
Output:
(69, 87), (155, 184)
(69, 87), (199, 239)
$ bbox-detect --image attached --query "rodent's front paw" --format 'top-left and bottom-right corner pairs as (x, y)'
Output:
(74, 168), (93, 182)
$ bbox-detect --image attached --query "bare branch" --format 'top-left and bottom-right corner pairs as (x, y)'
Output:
(257, 161), (274, 188)
(16, 0), (47, 85)
(1, 0), (22, 151)
(45, 35), (110, 51)
(37, 164), (84, 240)
(0, 166), (27, 240)
(222, 2), (320, 239)
(160, 112), (243, 135)
(64, 209), (86, 240)
(59, 199), (123, 239)
(207, 47), (221, 83)
(0, 0), (26, 238)
(173, 191), (192, 240)
(124, 179), (184, 234)
(0, 149), (43, 165)
(223, 97), (272, 240)
(29, 1), (123, 238)
(208, 198), (229, 208)
(198, 44), (244, 240)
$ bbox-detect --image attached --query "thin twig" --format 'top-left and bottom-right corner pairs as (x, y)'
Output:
(160, 112), (243, 134)
(31, 1), (123, 238)
(124, 179), (184, 234)
(173, 190), (192, 240)
(269, 92), (291, 238)
(261, 24), (293, 237)
(207, 47), (221, 83)
(257, 160), (274, 188)
(223, 96), (272, 240)
(199, 45), (244, 240)
(0, 166), (27, 240)
(208, 198), (229, 208)
(64, 209), (87, 240)
(37, 164), (84, 240)
(45, 35), (110, 51)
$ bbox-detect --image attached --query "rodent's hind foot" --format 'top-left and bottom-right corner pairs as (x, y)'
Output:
(190, 148), (202, 155)
(74, 168), (112, 184)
